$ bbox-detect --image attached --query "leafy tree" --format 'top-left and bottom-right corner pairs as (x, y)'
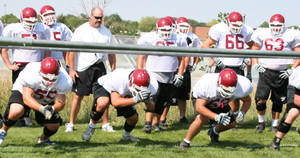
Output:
(1, 14), (19, 24)
(138, 16), (159, 32)
(188, 19), (206, 26)
(64, 14), (87, 31)
(259, 21), (269, 28)
(218, 12), (229, 23)
(206, 19), (219, 26)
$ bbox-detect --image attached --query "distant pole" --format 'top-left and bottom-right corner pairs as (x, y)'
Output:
(242, 14), (246, 24)
(4, 4), (6, 23)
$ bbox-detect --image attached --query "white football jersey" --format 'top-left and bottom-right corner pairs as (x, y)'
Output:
(289, 66), (300, 89)
(137, 32), (187, 72)
(49, 23), (73, 60)
(187, 32), (202, 48)
(252, 28), (300, 70)
(71, 23), (113, 72)
(2, 22), (51, 62)
(98, 69), (158, 97)
(192, 73), (253, 108)
(12, 62), (73, 104)
(209, 22), (254, 66)
(0, 20), (3, 36)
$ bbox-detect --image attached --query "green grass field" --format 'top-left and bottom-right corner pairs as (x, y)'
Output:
(1, 72), (300, 157)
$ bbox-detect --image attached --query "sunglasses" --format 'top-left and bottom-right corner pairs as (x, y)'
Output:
(93, 15), (103, 20)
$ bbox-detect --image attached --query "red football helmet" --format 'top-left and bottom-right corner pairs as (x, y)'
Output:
(40, 5), (56, 26)
(165, 16), (176, 28)
(176, 17), (190, 34)
(39, 57), (60, 88)
(156, 18), (173, 40)
(129, 69), (150, 96)
(269, 14), (285, 36)
(227, 12), (243, 34)
(217, 68), (238, 98)
(20, 7), (38, 32)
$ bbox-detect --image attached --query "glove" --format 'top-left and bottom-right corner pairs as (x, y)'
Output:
(279, 68), (294, 79)
(214, 58), (225, 69)
(214, 112), (231, 126)
(133, 89), (151, 103)
(234, 111), (245, 122)
(173, 75), (184, 87)
(186, 64), (197, 73)
(239, 58), (250, 70)
(186, 37), (192, 46)
(39, 105), (55, 120)
(246, 72), (252, 82)
(205, 66), (212, 73)
(144, 96), (152, 105)
(254, 64), (266, 73)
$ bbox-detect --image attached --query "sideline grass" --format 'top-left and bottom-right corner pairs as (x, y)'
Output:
(1, 71), (300, 157)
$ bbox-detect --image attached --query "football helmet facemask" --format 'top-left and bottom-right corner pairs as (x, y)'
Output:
(156, 18), (173, 40)
(176, 17), (190, 34)
(227, 12), (243, 34)
(39, 57), (60, 89)
(40, 5), (56, 26)
(129, 69), (150, 97)
(217, 68), (238, 98)
(269, 14), (285, 36)
(20, 7), (38, 32)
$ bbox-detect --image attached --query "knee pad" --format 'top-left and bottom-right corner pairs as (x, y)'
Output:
(90, 111), (103, 121)
(256, 102), (266, 111)
(44, 126), (57, 137)
(272, 103), (283, 113)
(278, 122), (291, 133)
(3, 119), (17, 126)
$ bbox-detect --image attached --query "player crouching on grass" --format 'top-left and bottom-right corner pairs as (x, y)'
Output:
(0, 57), (73, 146)
(179, 69), (253, 150)
(82, 69), (158, 142)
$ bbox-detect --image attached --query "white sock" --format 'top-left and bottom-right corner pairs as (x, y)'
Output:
(89, 120), (97, 128)
(183, 138), (191, 144)
(272, 119), (279, 127)
(123, 130), (130, 136)
(258, 114), (265, 123)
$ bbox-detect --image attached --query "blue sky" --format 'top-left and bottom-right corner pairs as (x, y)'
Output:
(1, 0), (300, 28)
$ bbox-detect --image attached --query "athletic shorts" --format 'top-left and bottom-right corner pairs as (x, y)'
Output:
(92, 83), (137, 119)
(4, 90), (61, 125)
(255, 69), (288, 104)
(152, 82), (173, 115)
(169, 71), (191, 104)
(215, 65), (245, 76)
(72, 62), (106, 96)
(285, 86), (300, 112)
(12, 64), (27, 84)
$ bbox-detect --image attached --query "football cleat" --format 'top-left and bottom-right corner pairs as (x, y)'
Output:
(24, 117), (33, 126)
(122, 135), (140, 142)
(82, 126), (96, 142)
(208, 128), (219, 143)
(102, 123), (115, 132)
(179, 140), (190, 150)
(152, 123), (164, 132)
(65, 123), (74, 133)
(159, 120), (168, 128)
(180, 117), (190, 124)
(37, 137), (55, 145)
(0, 129), (7, 145)
(270, 126), (278, 133)
(270, 140), (280, 151)
(255, 122), (265, 133)
(296, 126), (300, 134)
(143, 122), (152, 134)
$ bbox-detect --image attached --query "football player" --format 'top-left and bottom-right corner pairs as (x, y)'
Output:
(82, 69), (158, 142)
(179, 69), (253, 150)
(0, 57), (73, 146)
(137, 17), (186, 133)
(40, 5), (73, 69)
(270, 66), (300, 150)
(1, 7), (52, 127)
(252, 14), (300, 134)
(160, 16), (202, 126)
(202, 11), (254, 131)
